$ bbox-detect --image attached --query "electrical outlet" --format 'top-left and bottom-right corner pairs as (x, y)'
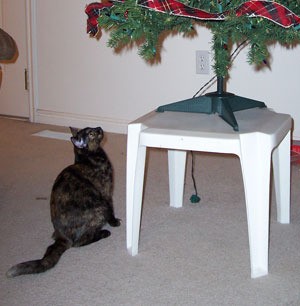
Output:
(196, 50), (210, 75)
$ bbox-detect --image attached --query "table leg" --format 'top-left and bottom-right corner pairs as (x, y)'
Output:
(126, 123), (146, 256)
(239, 133), (272, 278)
(272, 131), (291, 224)
(168, 150), (187, 208)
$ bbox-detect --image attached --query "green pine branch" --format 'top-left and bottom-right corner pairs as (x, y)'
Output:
(96, 0), (300, 76)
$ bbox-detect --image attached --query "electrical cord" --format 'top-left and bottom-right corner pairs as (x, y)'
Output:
(189, 40), (249, 203)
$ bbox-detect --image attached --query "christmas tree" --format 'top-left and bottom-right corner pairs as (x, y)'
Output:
(85, 1), (300, 130)
(86, 0), (300, 77)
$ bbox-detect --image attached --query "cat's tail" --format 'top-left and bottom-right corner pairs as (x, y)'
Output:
(6, 238), (71, 278)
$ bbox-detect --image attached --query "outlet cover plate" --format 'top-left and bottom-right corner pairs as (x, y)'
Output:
(196, 50), (210, 75)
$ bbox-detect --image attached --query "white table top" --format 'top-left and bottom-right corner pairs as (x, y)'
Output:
(132, 108), (291, 137)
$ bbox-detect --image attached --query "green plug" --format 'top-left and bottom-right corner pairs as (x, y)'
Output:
(190, 194), (201, 204)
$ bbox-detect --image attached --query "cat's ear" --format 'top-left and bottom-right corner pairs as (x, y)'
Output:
(69, 127), (79, 137)
(96, 127), (104, 138)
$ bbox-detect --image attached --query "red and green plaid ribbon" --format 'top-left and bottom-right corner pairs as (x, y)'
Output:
(85, 0), (300, 35)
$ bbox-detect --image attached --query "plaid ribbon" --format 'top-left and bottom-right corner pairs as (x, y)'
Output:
(235, 1), (300, 28)
(86, 0), (300, 36)
(137, 0), (223, 20)
(85, 2), (114, 35)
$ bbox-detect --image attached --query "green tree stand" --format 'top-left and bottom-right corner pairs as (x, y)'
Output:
(157, 77), (266, 131)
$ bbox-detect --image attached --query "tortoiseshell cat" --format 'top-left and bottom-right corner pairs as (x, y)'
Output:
(6, 127), (120, 278)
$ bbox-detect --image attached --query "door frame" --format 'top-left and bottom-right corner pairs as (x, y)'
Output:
(26, 0), (37, 122)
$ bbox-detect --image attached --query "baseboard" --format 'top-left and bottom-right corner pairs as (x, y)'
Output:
(33, 108), (300, 140)
(34, 109), (129, 134)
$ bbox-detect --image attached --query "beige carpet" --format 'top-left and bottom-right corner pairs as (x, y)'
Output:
(1, 117), (300, 305)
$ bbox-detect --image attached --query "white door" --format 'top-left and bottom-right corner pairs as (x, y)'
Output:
(0, 0), (29, 118)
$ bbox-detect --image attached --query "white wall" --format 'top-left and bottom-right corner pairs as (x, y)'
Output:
(33, 0), (300, 139)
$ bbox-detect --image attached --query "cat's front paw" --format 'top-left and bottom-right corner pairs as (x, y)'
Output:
(109, 218), (121, 227)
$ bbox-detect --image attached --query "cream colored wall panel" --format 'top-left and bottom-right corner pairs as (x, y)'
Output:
(33, 0), (300, 138)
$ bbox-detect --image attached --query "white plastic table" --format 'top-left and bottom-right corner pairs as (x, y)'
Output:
(126, 108), (291, 278)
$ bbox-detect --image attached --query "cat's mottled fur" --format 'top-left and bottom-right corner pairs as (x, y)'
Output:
(6, 126), (120, 278)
